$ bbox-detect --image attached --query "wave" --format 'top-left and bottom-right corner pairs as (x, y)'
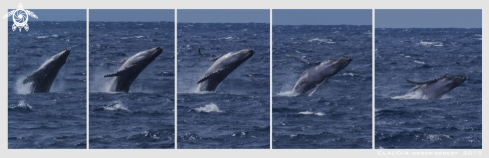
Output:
(93, 100), (132, 112)
(192, 103), (223, 113)
(414, 60), (425, 64)
(298, 111), (325, 116)
(417, 41), (443, 47)
(308, 38), (335, 44)
(8, 100), (33, 112)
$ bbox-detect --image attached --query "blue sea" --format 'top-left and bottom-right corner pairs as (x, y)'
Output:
(177, 23), (270, 149)
(89, 22), (175, 149)
(8, 21), (87, 149)
(375, 28), (482, 149)
(272, 25), (373, 149)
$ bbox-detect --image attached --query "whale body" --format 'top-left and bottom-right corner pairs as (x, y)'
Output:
(289, 55), (352, 96)
(23, 49), (70, 93)
(197, 49), (255, 91)
(104, 47), (162, 92)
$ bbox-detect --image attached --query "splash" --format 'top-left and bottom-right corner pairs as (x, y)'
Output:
(103, 100), (131, 112)
(9, 100), (33, 112)
(15, 77), (31, 94)
(418, 41), (443, 47)
(391, 91), (429, 100)
(277, 90), (300, 97)
(193, 103), (222, 113)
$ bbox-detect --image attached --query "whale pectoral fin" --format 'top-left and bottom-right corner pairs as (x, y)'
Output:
(197, 67), (227, 84)
(287, 55), (321, 65)
(405, 78), (438, 85)
(198, 48), (223, 61)
(104, 65), (136, 77)
(308, 78), (329, 97)
(22, 69), (45, 84)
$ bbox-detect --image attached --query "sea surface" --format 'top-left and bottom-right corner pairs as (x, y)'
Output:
(272, 25), (373, 149)
(177, 23), (270, 149)
(89, 22), (175, 149)
(8, 21), (87, 149)
(375, 28), (482, 149)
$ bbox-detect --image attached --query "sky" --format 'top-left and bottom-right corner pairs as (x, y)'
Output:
(273, 9), (372, 25)
(90, 9), (174, 22)
(178, 9), (269, 23)
(376, 9), (482, 28)
(7, 9), (86, 21)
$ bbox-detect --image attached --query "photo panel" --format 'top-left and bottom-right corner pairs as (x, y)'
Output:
(88, 9), (175, 149)
(177, 9), (270, 149)
(272, 9), (373, 149)
(8, 9), (87, 149)
(375, 9), (482, 149)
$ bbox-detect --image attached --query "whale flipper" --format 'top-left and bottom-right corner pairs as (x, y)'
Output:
(23, 70), (45, 84)
(198, 48), (223, 61)
(308, 77), (328, 97)
(197, 67), (228, 84)
(104, 65), (137, 77)
(287, 55), (321, 65)
(405, 77), (442, 85)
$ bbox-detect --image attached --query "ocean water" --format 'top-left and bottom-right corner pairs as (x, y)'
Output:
(272, 25), (373, 149)
(177, 23), (270, 149)
(89, 22), (175, 149)
(375, 28), (482, 149)
(8, 21), (87, 149)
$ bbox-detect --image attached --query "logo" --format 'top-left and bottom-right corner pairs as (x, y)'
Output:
(3, 3), (38, 32)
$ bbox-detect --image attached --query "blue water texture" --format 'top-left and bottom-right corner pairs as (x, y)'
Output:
(177, 23), (270, 149)
(89, 22), (175, 149)
(8, 21), (87, 149)
(272, 25), (373, 149)
(375, 28), (482, 149)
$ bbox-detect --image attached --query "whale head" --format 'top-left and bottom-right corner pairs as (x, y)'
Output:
(437, 75), (467, 92)
(234, 49), (255, 61)
(325, 56), (352, 70)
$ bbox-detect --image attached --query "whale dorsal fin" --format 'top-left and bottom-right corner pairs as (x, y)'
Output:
(104, 65), (136, 77)
(287, 55), (321, 65)
(197, 67), (227, 84)
(198, 48), (223, 61)
(23, 69), (46, 84)
(308, 77), (329, 97)
(405, 77), (441, 85)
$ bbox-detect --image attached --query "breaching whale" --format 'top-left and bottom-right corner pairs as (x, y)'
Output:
(104, 47), (162, 92)
(23, 49), (70, 93)
(404, 75), (466, 99)
(288, 55), (352, 96)
(197, 48), (255, 91)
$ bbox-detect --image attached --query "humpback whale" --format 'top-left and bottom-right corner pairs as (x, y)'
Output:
(104, 47), (162, 92)
(288, 55), (352, 96)
(197, 48), (255, 91)
(23, 49), (70, 93)
(405, 75), (466, 99)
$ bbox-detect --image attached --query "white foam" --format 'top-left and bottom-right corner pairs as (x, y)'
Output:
(343, 73), (354, 77)
(51, 34), (59, 38)
(14, 100), (33, 109)
(418, 41), (443, 47)
(298, 111), (324, 116)
(391, 91), (429, 100)
(414, 60), (425, 64)
(194, 103), (222, 113)
(15, 77), (32, 94)
(37, 36), (49, 39)
(104, 100), (131, 112)
(308, 38), (335, 44)
(277, 90), (300, 97)
(220, 37), (233, 40)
